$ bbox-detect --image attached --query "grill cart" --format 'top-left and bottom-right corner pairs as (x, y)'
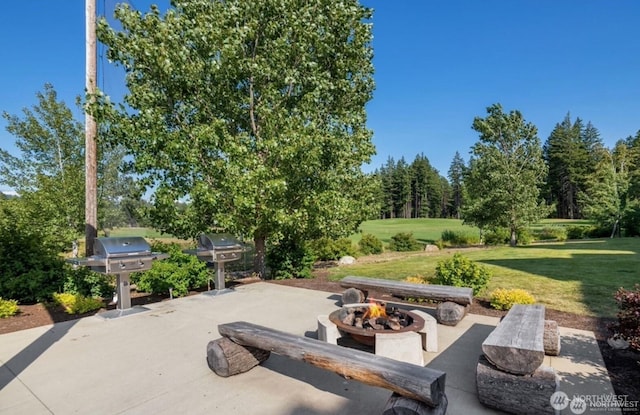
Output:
(186, 233), (246, 292)
(70, 237), (168, 318)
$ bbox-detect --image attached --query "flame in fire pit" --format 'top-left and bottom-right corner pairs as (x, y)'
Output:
(363, 299), (386, 320)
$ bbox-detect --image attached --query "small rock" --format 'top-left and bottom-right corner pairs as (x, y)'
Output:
(608, 336), (630, 350)
(436, 301), (466, 326)
(425, 244), (440, 252)
(338, 256), (356, 265)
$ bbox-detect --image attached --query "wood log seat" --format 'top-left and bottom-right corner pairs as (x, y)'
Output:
(478, 304), (559, 414)
(340, 275), (473, 326)
(208, 321), (448, 415)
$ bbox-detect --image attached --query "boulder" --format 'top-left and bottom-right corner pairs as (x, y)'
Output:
(338, 256), (356, 265)
(435, 301), (467, 326)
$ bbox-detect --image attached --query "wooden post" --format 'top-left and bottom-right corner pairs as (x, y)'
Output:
(85, 0), (98, 256)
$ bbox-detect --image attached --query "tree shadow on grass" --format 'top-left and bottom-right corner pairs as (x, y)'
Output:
(477, 239), (640, 317)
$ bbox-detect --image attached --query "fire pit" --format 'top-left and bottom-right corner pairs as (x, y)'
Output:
(70, 237), (168, 316)
(329, 301), (425, 346)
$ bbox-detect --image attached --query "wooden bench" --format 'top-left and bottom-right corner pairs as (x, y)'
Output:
(208, 321), (448, 415)
(477, 304), (559, 414)
(340, 275), (473, 326)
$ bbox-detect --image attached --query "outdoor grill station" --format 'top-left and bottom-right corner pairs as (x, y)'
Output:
(70, 236), (168, 318)
(186, 233), (246, 294)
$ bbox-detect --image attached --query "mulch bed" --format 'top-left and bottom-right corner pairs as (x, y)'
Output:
(1, 271), (638, 404)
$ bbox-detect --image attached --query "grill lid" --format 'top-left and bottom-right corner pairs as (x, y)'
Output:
(94, 236), (152, 258)
(197, 233), (242, 251)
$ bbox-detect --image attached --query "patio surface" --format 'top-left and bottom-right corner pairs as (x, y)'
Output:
(0, 282), (620, 414)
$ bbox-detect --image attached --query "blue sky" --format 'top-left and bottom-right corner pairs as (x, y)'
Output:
(2, 1), (639, 195)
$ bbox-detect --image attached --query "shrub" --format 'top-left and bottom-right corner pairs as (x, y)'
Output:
(433, 253), (491, 295)
(0, 298), (20, 318)
(0, 200), (69, 303)
(440, 230), (481, 246)
(566, 225), (590, 240)
(388, 232), (423, 252)
(53, 292), (103, 315)
(358, 233), (383, 255)
(267, 235), (316, 280)
(533, 227), (567, 242)
(309, 237), (357, 261)
(609, 284), (640, 351)
(404, 275), (428, 284)
(482, 228), (510, 245)
(132, 242), (210, 297)
(515, 228), (534, 245)
(63, 266), (113, 298)
(489, 288), (536, 310)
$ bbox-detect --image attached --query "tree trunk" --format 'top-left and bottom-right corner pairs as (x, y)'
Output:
(207, 337), (271, 377)
(482, 304), (545, 375)
(543, 320), (561, 356)
(383, 393), (448, 415)
(476, 355), (558, 414)
(218, 321), (446, 407)
(253, 233), (266, 278)
(510, 228), (517, 247)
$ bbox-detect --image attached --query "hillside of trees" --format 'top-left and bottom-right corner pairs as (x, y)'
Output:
(372, 113), (640, 236)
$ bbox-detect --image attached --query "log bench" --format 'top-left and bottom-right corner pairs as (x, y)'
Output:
(477, 304), (559, 414)
(208, 321), (448, 415)
(340, 275), (473, 326)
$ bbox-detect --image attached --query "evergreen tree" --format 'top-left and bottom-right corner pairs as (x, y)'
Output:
(447, 151), (466, 219)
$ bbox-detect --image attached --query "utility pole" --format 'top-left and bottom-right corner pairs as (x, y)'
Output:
(85, 0), (98, 256)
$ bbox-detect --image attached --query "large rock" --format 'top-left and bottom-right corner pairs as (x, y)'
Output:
(341, 287), (366, 305)
(338, 255), (356, 265)
(435, 301), (467, 326)
(424, 244), (440, 252)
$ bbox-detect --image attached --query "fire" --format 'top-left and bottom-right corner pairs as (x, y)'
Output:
(364, 299), (387, 320)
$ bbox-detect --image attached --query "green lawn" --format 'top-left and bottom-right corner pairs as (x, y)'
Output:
(108, 220), (638, 318)
(329, 237), (639, 318)
(352, 218), (480, 244)
(108, 227), (175, 238)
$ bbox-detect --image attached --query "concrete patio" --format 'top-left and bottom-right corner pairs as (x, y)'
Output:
(0, 282), (620, 414)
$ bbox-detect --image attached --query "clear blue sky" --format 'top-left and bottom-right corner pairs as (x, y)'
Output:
(2, 1), (639, 195)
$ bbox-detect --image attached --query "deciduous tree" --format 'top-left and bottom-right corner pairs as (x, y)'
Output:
(464, 104), (549, 246)
(95, 0), (376, 276)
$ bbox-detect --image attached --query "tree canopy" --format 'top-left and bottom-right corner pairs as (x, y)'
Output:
(463, 103), (549, 246)
(95, 0), (377, 275)
(0, 84), (139, 250)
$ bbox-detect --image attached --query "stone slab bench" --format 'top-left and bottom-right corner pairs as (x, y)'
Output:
(477, 304), (559, 414)
(208, 321), (448, 415)
(340, 275), (473, 326)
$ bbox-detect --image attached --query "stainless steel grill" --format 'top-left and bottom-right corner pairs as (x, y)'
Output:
(190, 233), (245, 291)
(71, 237), (168, 313)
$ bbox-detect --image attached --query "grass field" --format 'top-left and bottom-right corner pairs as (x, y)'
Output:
(351, 218), (480, 244)
(328, 237), (639, 318)
(108, 227), (172, 238)
(109, 219), (638, 317)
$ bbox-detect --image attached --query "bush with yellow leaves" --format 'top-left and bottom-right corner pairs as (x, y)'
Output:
(489, 288), (536, 310)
